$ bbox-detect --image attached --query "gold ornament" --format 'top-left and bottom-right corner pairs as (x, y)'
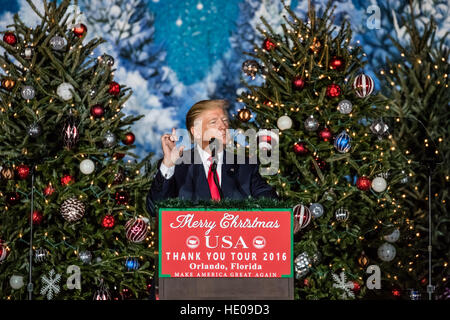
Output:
(1, 167), (14, 180)
(1, 78), (16, 90)
(358, 251), (369, 267)
(237, 108), (252, 122)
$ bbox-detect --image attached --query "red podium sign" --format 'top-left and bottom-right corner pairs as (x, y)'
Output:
(159, 208), (293, 278)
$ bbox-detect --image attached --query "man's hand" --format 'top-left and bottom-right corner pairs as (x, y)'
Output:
(161, 128), (185, 167)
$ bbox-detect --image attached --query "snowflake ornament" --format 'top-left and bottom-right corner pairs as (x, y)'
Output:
(332, 271), (355, 299)
(40, 269), (61, 300)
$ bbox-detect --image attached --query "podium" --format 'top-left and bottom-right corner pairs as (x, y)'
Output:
(158, 208), (294, 300)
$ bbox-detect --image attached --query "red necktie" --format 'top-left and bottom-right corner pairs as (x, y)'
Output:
(207, 156), (221, 201)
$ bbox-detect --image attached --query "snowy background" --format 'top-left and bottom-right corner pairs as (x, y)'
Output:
(1, 0), (449, 160)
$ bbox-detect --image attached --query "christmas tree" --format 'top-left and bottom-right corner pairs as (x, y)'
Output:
(236, 0), (414, 299)
(379, 4), (449, 300)
(81, 0), (183, 158)
(0, 0), (155, 300)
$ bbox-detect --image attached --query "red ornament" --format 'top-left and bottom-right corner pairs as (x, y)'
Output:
(73, 23), (87, 38)
(356, 176), (371, 191)
(122, 132), (135, 145)
(293, 142), (309, 155)
(0, 241), (9, 262)
(326, 84), (341, 98)
(329, 56), (345, 71)
(292, 76), (306, 90)
(32, 210), (43, 225)
(303, 278), (310, 286)
(44, 184), (55, 196)
(3, 32), (17, 45)
(263, 38), (276, 51)
(392, 289), (401, 297)
(319, 128), (332, 142)
(108, 81), (120, 96)
(61, 174), (75, 186)
(125, 218), (149, 243)
(90, 104), (105, 118)
(101, 215), (116, 229)
(16, 164), (30, 179)
(352, 282), (361, 292)
(115, 190), (129, 205)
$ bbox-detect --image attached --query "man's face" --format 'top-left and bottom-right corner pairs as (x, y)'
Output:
(191, 107), (230, 145)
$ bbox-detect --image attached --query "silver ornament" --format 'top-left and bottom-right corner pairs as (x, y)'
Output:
(50, 36), (66, 51)
(21, 43), (34, 59)
(294, 251), (320, 279)
(57, 82), (75, 101)
(60, 197), (85, 222)
(103, 131), (117, 148)
(377, 242), (396, 262)
(309, 203), (324, 218)
(294, 252), (312, 279)
(338, 100), (353, 114)
(384, 229), (400, 243)
(335, 208), (349, 222)
(100, 54), (115, 67)
(10, 275), (24, 289)
(242, 59), (260, 77)
(400, 170), (409, 183)
(277, 115), (293, 131)
(304, 115), (319, 131)
(78, 250), (92, 264)
(34, 247), (49, 263)
(370, 118), (389, 139)
(89, 88), (97, 98)
(21, 85), (36, 99)
(28, 123), (42, 138)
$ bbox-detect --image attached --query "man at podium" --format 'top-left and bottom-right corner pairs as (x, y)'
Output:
(146, 99), (278, 215)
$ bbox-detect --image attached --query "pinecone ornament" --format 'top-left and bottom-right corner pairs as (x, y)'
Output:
(60, 197), (85, 222)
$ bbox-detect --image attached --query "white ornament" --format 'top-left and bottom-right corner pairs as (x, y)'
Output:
(384, 229), (400, 243)
(277, 115), (293, 130)
(40, 269), (61, 300)
(66, 265), (81, 290)
(377, 242), (396, 262)
(332, 271), (355, 299)
(80, 159), (95, 175)
(57, 82), (75, 101)
(366, 265), (381, 289)
(371, 177), (387, 192)
(10, 275), (24, 289)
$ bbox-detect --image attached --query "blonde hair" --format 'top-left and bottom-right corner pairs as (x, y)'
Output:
(186, 99), (229, 141)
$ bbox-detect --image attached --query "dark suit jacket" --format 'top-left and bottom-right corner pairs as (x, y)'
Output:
(146, 147), (278, 215)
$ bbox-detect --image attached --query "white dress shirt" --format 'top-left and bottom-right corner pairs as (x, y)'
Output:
(159, 144), (223, 186)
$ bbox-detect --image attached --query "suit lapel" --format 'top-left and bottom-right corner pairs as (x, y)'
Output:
(221, 151), (237, 199)
(192, 146), (211, 200)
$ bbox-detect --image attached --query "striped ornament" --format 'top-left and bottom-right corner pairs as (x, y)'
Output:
(335, 208), (350, 222)
(293, 204), (312, 233)
(125, 218), (149, 243)
(0, 242), (9, 263)
(353, 74), (374, 98)
(334, 131), (351, 153)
